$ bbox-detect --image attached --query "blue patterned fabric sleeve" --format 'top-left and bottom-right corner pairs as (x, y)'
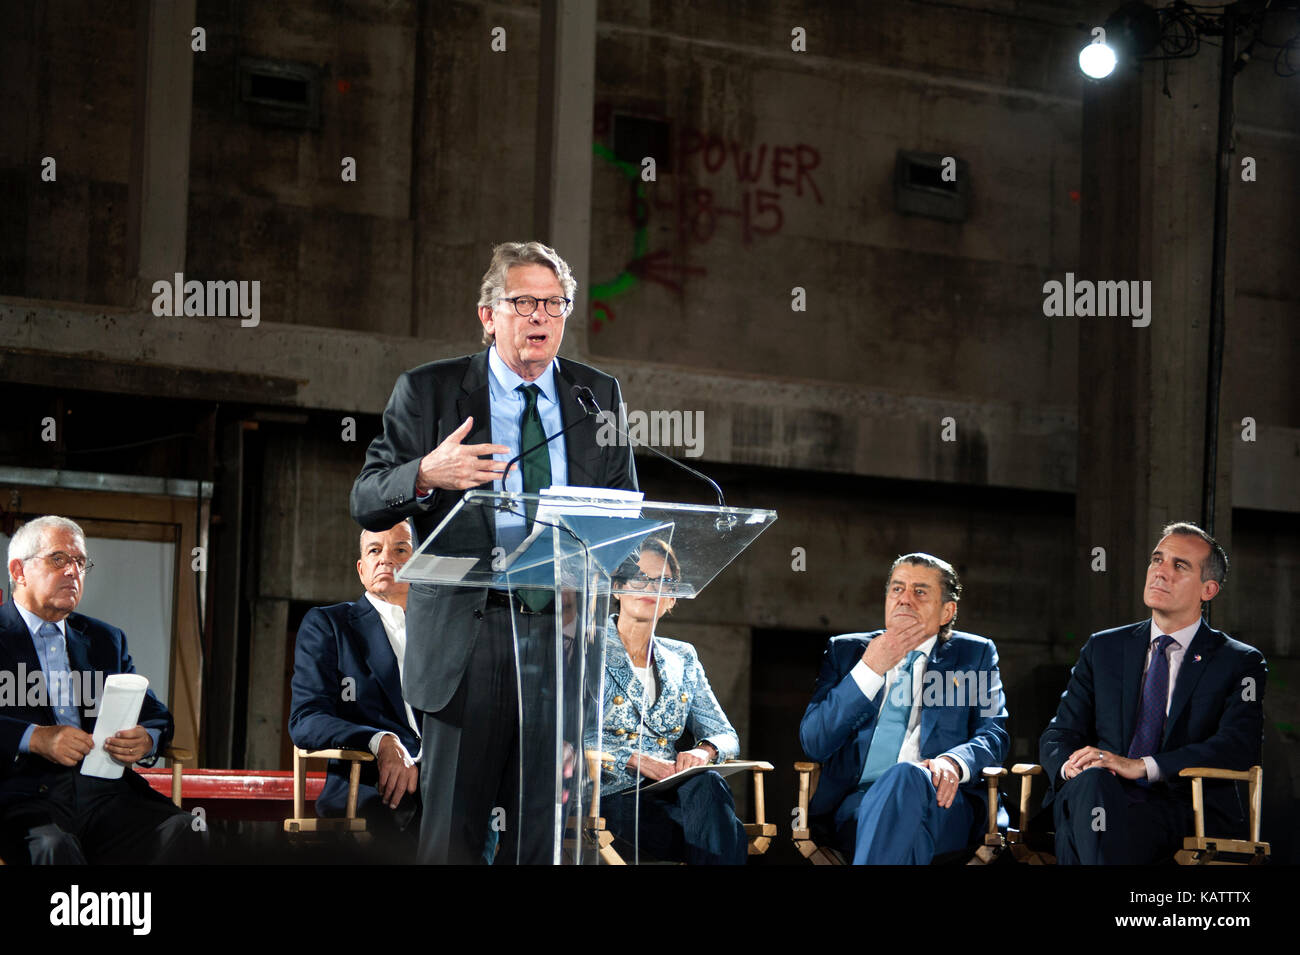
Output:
(681, 644), (739, 762)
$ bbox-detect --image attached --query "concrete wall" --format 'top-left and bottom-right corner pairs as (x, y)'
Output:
(0, 1), (137, 306)
(0, 2), (1295, 834)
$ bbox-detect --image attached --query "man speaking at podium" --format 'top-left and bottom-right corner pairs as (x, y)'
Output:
(351, 241), (637, 864)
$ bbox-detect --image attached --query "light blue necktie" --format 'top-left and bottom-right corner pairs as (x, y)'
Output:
(859, 649), (924, 787)
(38, 622), (82, 727)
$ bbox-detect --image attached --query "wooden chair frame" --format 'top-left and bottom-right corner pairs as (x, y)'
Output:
(1175, 765), (1270, 865)
(162, 744), (193, 807)
(1007, 763), (1055, 864)
(283, 746), (375, 834)
(1007, 763), (1269, 865)
(574, 755), (777, 864)
(570, 749), (624, 864)
(743, 761), (777, 855)
(793, 760), (1006, 865)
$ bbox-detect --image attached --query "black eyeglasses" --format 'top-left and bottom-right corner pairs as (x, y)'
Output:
(499, 295), (572, 318)
(30, 551), (94, 576)
(621, 573), (674, 591)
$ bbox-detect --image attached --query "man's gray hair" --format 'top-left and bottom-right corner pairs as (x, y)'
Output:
(1160, 521), (1228, 585)
(887, 552), (962, 640)
(477, 241), (577, 346)
(8, 516), (87, 590)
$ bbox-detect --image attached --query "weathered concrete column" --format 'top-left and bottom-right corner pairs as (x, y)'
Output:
(126, 0), (196, 308)
(535, 0), (597, 360)
(1075, 4), (1235, 632)
(245, 597), (289, 769)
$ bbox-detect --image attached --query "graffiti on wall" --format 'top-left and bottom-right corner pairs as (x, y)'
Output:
(589, 120), (824, 333)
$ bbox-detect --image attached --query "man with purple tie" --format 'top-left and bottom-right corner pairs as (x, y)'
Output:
(1040, 522), (1267, 864)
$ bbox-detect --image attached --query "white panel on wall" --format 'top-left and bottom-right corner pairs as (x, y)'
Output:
(1, 532), (175, 705)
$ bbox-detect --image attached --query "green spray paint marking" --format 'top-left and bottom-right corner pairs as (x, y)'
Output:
(589, 143), (648, 321)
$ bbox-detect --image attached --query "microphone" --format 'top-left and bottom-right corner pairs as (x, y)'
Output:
(576, 386), (737, 533)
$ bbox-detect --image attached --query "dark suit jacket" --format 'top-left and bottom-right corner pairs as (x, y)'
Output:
(800, 630), (1009, 825)
(0, 599), (174, 810)
(1040, 619), (1267, 833)
(349, 350), (638, 714)
(288, 596), (422, 816)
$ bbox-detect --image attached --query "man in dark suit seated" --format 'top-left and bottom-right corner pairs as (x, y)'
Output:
(1040, 521), (1267, 864)
(1, 515), (195, 864)
(800, 553), (1008, 864)
(289, 521), (423, 853)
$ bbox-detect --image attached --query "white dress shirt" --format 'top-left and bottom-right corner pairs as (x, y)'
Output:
(363, 593), (420, 762)
(847, 635), (971, 782)
(631, 664), (657, 708)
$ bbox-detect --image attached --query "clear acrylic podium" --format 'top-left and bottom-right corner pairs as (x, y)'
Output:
(396, 489), (776, 864)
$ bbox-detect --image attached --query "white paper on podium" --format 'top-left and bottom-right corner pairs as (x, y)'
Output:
(80, 673), (149, 780)
(499, 486), (645, 570)
(537, 485), (643, 520)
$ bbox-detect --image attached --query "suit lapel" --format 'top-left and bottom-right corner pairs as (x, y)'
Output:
(919, 636), (952, 753)
(458, 350), (493, 449)
(606, 633), (644, 716)
(647, 638), (683, 721)
(0, 601), (40, 673)
(554, 359), (585, 482)
(1163, 621), (1217, 746)
(62, 617), (93, 675)
(458, 350), (495, 541)
(1121, 621), (1150, 749)
(351, 598), (407, 726)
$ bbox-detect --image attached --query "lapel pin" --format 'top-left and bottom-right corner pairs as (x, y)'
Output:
(1193, 654), (1201, 662)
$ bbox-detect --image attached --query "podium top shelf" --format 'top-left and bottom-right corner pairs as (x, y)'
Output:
(396, 490), (776, 599)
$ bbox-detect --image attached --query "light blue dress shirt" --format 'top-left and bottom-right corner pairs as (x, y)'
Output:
(487, 346), (568, 548)
(13, 602), (159, 758)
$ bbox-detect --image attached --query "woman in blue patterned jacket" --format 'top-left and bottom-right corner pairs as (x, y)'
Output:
(594, 537), (747, 864)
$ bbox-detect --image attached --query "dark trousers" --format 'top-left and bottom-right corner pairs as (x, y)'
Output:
(834, 762), (980, 864)
(1052, 768), (1192, 864)
(0, 769), (195, 865)
(417, 603), (559, 865)
(318, 785), (421, 863)
(602, 770), (748, 865)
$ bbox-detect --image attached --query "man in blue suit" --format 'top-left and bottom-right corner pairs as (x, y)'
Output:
(1, 516), (194, 864)
(1040, 522), (1266, 864)
(801, 553), (1008, 864)
(289, 521), (423, 848)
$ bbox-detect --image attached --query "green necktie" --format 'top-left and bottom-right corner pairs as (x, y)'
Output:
(516, 384), (553, 613)
(517, 384), (552, 528)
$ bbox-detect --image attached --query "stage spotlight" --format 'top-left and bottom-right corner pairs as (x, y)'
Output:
(1079, 41), (1118, 79)
(1077, 1), (1162, 79)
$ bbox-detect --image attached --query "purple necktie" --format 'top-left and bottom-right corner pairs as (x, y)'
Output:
(1127, 634), (1175, 759)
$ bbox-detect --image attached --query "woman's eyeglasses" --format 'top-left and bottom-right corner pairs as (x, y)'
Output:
(621, 573), (674, 591)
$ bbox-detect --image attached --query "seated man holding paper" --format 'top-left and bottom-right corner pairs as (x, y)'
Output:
(591, 538), (748, 865)
(0, 515), (193, 864)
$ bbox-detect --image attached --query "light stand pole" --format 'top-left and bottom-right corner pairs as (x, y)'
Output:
(1201, 2), (1237, 545)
